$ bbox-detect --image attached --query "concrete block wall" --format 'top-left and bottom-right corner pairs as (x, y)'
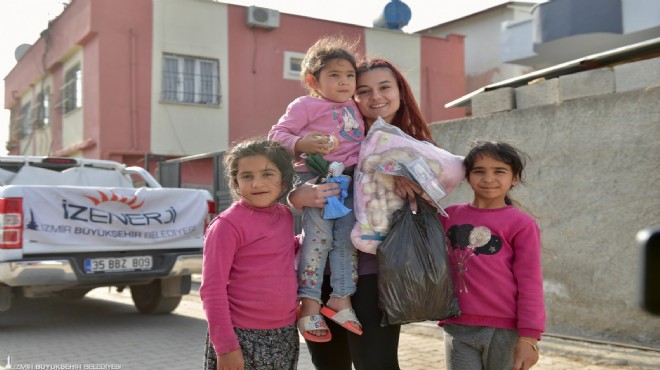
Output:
(559, 68), (615, 101)
(472, 56), (660, 115)
(614, 57), (660, 92)
(430, 56), (660, 346)
(516, 78), (559, 109)
(471, 87), (516, 115)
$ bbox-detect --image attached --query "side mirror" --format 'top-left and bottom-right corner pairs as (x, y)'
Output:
(638, 226), (660, 315)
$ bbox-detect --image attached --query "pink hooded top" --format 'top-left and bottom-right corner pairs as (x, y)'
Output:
(438, 204), (546, 340)
(268, 96), (365, 172)
(199, 200), (298, 355)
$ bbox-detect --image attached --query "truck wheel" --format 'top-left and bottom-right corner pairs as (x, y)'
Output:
(130, 280), (182, 314)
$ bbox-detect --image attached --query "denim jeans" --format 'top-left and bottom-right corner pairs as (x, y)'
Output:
(296, 171), (358, 303)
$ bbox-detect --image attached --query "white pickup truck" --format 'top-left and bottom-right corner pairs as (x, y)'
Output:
(0, 156), (215, 314)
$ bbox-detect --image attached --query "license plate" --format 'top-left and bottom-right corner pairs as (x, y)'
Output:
(84, 256), (153, 273)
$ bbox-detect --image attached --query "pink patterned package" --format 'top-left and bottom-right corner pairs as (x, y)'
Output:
(351, 118), (465, 254)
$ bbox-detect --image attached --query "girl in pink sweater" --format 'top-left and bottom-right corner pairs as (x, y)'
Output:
(200, 139), (298, 370)
(439, 141), (545, 370)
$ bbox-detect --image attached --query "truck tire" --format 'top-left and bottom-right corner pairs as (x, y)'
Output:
(130, 280), (182, 314)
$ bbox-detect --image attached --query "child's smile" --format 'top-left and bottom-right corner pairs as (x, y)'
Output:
(467, 155), (519, 209)
(236, 155), (283, 208)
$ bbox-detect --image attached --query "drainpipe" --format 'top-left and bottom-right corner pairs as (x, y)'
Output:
(130, 28), (138, 150)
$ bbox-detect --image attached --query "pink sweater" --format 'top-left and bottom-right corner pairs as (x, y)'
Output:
(439, 204), (546, 340)
(199, 200), (298, 355)
(268, 96), (365, 172)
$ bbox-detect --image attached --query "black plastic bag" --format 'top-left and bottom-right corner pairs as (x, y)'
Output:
(377, 196), (460, 326)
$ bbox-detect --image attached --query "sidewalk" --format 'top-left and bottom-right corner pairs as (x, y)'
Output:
(298, 321), (660, 370)
(2, 282), (657, 370)
(191, 275), (660, 370)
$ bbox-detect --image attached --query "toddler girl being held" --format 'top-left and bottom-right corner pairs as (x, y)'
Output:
(268, 36), (365, 342)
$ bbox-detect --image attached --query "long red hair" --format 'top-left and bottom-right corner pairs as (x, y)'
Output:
(356, 58), (433, 142)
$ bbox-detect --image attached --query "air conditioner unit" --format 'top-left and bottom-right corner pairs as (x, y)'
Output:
(246, 6), (280, 29)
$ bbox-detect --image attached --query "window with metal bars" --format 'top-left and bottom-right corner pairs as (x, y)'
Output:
(161, 54), (220, 105)
(18, 103), (32, 139)
(33, 89), (50, 128)
(61, 64), (82, 114)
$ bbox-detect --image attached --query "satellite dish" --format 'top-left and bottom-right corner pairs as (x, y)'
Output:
(15, 44), (32, 61)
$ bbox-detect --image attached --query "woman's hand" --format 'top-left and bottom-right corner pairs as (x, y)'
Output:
(393, 176), (434, 212)
(217, 348), (245, 370)
(288, 180), (341, 211)
(512, 337), (539, 370)
(295, 131), (334, 155)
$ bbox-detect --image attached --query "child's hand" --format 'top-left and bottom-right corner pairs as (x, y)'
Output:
(295, 132), (335, 155)
(217, 348), (245, 370)
(512, 337), (539, 370)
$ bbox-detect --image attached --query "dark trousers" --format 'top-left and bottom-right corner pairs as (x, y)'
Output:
(305, 274), (401, 370)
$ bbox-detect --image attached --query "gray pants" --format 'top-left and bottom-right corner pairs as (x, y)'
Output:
(444, 324), (518, 370)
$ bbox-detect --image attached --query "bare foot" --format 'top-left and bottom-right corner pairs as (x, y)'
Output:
(299, 298), (327, 337)
(326, 296), (361, 330)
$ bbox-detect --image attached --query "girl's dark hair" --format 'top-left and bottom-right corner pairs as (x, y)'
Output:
(300, 35), (359, 97)
(355, 58), (433, 142)
(464, 141), (529, 206)
(223, 139), (294, 201)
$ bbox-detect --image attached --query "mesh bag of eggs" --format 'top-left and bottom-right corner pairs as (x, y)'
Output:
(351, 118), (465, 254)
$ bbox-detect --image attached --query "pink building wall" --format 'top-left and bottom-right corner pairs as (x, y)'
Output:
(4, 0), (151, 166)
(420, 34), (467, 122)
(89, 0), (152, 165)
(226, 6), (366, 143)
(224, 6), (466, 143)
(3, 0), (95, 155)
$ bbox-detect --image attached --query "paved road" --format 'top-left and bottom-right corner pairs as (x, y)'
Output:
(0, 286), (659, 370)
